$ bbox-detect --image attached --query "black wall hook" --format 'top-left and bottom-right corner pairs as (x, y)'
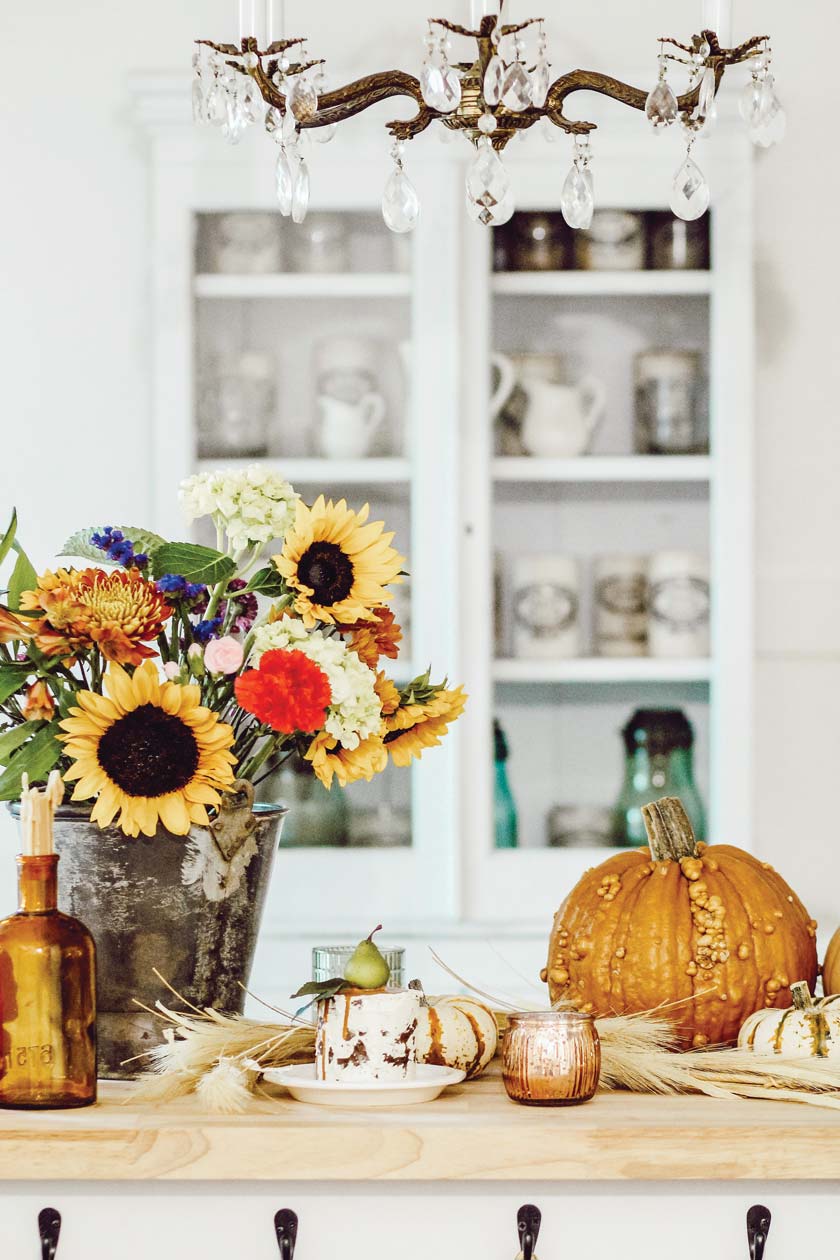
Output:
(747, 1204), (772, 1260)
(38, 1208), (61, 1260)
(274, 1209), (298, 1260)
(518, 1204), (541, 1260)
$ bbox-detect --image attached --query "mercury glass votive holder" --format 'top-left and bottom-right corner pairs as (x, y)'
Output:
(503, 1010), (601, 1106)
(311, 944), (405, 990)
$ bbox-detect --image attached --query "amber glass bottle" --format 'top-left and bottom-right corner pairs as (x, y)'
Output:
(0, 853), (97, 1108)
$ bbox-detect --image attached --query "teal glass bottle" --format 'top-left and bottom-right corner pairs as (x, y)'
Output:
(611, 708), (706, 847)
(494, 719), (518, 849)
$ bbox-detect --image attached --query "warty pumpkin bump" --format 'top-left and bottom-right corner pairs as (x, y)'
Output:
(541, 797), (818, 1049)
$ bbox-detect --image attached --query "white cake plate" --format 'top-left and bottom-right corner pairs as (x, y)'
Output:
(264, 1062), (466, 1108)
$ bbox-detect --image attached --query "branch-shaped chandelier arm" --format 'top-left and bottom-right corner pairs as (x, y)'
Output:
(253, 65), (434, 140)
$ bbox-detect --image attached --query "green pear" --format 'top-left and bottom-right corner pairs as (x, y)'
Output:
(343, 925), (391, 989)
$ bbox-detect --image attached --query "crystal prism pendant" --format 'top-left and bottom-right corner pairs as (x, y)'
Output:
(205, 81), (228, 127)
(420, 62), (446, 109)
(483, 54), (504, 106)
(645, 79), (678, 131)
(275, 148), (294, 216)
(313, 121), (337, 144)
(289, 76), (319, 122)
(265, 106), (283, 140)
(465, 141), (511, 226)
(501, 61), (532, 112)
(239, 76), (261, 126)
(530, 59), (551, 109)
(192, 77), (204, 124)
(560, 165), (594, 230)
(670, 155), (710, 221)
(382, 168), (421, 233)
(291, 156), (310, 223)
(740, 79), (762, 126)
(222, 92), (245, 145)
(750, 77), (786, 147)
(437, 66), (462, 113)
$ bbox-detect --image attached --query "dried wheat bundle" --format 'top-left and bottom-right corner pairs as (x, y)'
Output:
(130, 974), (315, 1112)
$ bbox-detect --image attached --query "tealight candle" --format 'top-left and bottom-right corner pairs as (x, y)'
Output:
(503, 1010), (601, 1106)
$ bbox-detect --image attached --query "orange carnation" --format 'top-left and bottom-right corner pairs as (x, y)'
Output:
(235, 649), (331, 734)
(20, 568), (172, 666)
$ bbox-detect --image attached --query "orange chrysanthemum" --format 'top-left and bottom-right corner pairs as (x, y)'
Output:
(338, 607), (402, 668)
(20, 568), (172, 666)
(0, 606), (32, 644)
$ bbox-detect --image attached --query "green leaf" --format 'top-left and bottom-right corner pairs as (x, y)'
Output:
(151, 542), (236, 586)
(59, 526), (167, 564)
(291, 978), (351, 1001)
(7, 547), (37, 611)
(0, 665), (30, 705)
(0, 724), (61, 801)
(243, 566), (285, 597)
(0, 509), (18, 571)
(0, 720), (44, 765)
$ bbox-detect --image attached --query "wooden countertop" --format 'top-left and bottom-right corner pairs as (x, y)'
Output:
(0, 1070), (838, 1182)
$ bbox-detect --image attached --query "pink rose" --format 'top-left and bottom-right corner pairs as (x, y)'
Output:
(203, 635), (245, 675)
(163, 661), (181, 681)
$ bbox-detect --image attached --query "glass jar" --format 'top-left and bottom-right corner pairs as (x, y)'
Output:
(634, 349), (705, 454)
(503, 1011), (601, 1106)
(494, 719), (518, 849)
(288, 212), (350, 273)
(611, 708), (706, 847)
(575, 210), (645, 271)
(650, 215), (709, 270)
(311, 945), (405, 990)
(508, 213), (568, 270)
(197, 351), (275, 458)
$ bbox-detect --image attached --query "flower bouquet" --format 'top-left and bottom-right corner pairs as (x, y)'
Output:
(0, 466), (464, 1075)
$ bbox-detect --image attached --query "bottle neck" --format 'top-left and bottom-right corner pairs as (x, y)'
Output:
(17, 854), (59, 913)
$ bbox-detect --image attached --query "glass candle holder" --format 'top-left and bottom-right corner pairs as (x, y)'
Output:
(311, 945), (405, 990)
(503, 1011), (601, 1106)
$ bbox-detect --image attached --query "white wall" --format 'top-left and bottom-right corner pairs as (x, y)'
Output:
(1, 0), (839, 928)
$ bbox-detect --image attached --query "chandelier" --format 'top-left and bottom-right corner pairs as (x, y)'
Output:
(193, 2), (783, 232)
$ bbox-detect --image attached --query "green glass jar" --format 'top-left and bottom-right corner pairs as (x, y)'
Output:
(494, 719), (518, 849)
(611, 708), (705, 847)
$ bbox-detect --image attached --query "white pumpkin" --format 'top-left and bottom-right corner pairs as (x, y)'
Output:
(738, 981), (840, 1058)
(415, 995), (498, 1079)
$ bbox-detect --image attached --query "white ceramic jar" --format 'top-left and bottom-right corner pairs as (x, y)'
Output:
(648, 551), (710, 657)
(511, 555), (581, 659)
(593, 555), (648, 657)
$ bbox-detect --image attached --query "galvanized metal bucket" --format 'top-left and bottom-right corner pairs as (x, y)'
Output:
(10, 789), (286, 1079)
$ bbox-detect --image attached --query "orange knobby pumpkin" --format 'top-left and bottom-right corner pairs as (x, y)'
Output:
(822, 928), (840, 996)
(541, 797), (818, 1048)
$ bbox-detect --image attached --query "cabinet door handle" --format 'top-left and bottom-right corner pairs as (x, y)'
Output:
(274, 1209), (298, 1260)
(747, 1204), (772, 1260)
(518, 1204), (541, 1260)
(39, 1208), (61, 1260)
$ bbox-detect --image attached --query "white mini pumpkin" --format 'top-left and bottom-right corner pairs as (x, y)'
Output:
(738, 981), (840, 1058)
(415, 995), (498, 1079)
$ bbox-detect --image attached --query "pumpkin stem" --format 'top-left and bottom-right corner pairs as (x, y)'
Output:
(642, 797), (699, 862)
(790, 980), (813, 1010)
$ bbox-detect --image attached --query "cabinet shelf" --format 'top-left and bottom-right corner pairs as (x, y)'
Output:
(493, 456), (712, 484)
(194, 273), (411, 299)
(196, 457), (411, 484)
(493, 658), (713, 684)
(492, 270), (713, 297)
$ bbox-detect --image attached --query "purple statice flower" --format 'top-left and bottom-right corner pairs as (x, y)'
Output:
(91, 527), (146, 571)
(192, 579), (255, 633)
(193, 617), (223, 643)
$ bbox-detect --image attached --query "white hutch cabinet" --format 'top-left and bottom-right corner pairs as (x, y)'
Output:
(132, 76), (754, 1000)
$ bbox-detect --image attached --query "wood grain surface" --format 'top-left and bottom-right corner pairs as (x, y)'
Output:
(0, 1069), (837, 1181)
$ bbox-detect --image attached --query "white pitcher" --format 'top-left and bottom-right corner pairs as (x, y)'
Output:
(520, 375), (606, 458)
(315, 393), (385, 459)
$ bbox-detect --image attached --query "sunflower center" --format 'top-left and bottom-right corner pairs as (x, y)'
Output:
(297, 542), (354, 606)
(97, 704), (200, 798)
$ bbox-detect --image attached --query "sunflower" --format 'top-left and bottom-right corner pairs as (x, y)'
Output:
(59, 660), (236, 838)
(273, 497), (405, 628)
(21, 568), (172, 666)
(384, 686), (467, 768)
(305, 729), (388, 790)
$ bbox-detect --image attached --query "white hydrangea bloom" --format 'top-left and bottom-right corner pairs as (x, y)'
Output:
(179, 465), (299, 553)
(251, 618), (382, 749)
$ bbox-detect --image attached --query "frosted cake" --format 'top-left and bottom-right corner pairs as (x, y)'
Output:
(315, 988), (421, 1082)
